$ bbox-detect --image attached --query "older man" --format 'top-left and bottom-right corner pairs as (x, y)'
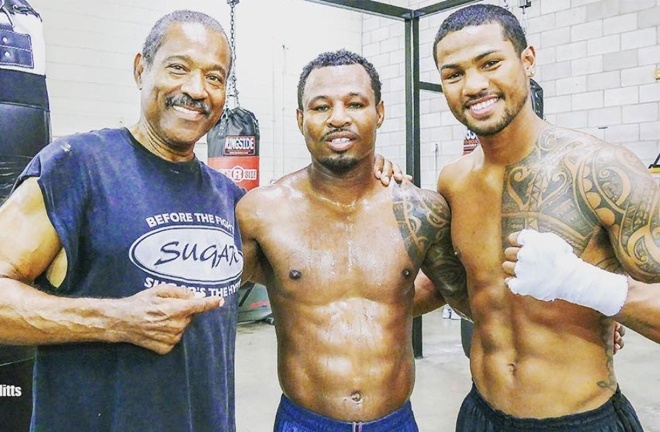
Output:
(0, 10), (238, 431)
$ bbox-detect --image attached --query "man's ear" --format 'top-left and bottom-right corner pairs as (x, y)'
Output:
(133, 53), (145, 89)
(376, 100), (385, 129)
(521, 45), (536, 78)
(296, 108), (304, 134)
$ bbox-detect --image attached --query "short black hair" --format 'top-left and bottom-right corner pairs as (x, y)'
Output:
(297, 49), (382, 110)
(142, 10), (230, 69)
(433, 4), (527, 65)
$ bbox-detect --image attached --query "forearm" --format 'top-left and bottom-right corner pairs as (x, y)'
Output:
(0, 278), (123, 345)
(413, 271), (446, 317)
(413, 288), (446, 317)
(615, 277), (660, 344)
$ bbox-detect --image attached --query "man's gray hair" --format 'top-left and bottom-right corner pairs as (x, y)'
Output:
(141, 10), (230, 68)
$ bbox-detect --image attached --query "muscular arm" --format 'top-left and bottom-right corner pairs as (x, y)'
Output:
(616, 277), (660, 343)
(585, 146), (660, 282)
(392, 185), (470, 319)
(585, 146), (660, 341)
(236, 189), (267, 285)
(0, 178), (220, 353)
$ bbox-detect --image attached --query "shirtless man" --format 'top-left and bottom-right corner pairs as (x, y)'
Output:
(424, 4), (660, 431)
(237, 49), (469, 431)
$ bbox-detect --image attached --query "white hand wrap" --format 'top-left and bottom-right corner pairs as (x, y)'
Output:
(506, 229), (628, 316)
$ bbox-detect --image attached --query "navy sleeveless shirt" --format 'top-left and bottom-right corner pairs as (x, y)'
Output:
(18, 128), (245, 432)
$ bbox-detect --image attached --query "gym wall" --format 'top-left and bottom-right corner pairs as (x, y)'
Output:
(27, 0), (659, 189)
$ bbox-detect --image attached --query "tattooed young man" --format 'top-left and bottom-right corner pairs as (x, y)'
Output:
(237, 50), (469, 432)
(422, 4), (660, 432)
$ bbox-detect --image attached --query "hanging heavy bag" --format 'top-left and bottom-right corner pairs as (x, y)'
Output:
(206, 0), (261, 191)
(0, 0), (50, 202)
(207, 106), (260, 159)
(530, 78), (544, 119)
(0, 1), (49, 430)
(206, 105), (261, 191)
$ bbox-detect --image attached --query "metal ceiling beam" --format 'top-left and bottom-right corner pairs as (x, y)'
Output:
(303, 0), (412, 20)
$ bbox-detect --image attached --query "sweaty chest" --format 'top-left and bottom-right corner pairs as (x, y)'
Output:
(259, 209), (416, 299)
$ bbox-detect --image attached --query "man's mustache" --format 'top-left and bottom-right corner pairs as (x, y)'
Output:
(165, 94), (211, 116)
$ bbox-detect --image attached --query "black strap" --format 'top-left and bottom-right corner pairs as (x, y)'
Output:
(650, 153), (660, 168)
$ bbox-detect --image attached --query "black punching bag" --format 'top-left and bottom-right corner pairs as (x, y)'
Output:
(0, 1), (50, 430)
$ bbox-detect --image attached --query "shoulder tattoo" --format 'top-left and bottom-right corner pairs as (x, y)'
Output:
(581, 145), (660, 278)
(392, 186), (468, 302)
(392, 186), (451, 266)
(501, 127), (598, 251)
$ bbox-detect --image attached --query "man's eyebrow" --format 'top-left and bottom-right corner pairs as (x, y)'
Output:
(475, 50), (499, 61)
(440, 50), (500, 71)
(163, 54), (192, 63)
(162, 55), (228, 74)
(307, 95), (329, 105)
(306, 92), (368, 106)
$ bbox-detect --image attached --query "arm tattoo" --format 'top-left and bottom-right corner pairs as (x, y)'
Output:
(392, 186), (441, 266)
(392, 185), (468, 310)
(582, 146), (660, 279)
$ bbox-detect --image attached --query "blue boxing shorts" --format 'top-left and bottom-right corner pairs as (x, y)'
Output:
(274, 394), (419, 432)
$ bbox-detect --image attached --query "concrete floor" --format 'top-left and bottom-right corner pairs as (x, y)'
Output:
(236, 308), (660, 432)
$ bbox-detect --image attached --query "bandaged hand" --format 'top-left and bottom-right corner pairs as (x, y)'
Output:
(503, 229), (628, 316)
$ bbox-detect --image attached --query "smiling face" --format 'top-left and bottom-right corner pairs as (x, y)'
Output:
(435, 23), (535, 137)
(134, 21), (231, 153)
(297, 64), (384, 174)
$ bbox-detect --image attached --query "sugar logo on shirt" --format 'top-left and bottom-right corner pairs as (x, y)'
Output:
(130, 212), (243, 286)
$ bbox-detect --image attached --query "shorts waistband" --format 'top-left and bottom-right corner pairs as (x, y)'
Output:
(469, 383), (627, 430)
(277, 394), (415, 432)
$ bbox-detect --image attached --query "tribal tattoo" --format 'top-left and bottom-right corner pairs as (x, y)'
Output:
(392, 185), (468, 310)
(502, 126), (660, 282)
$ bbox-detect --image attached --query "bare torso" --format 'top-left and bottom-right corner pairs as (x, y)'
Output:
(239, 167), (457, 421)
(442, 126), (623, 417)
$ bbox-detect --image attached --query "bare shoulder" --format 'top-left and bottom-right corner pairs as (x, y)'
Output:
(0, 177), (62, 282)
(528, 125), (659, 280)
(536, 125), (621, 160)
(537, 125), (653, 190)
(391, 181), (450, 219)
(437, 149), (482, 196)
(237, 168), (307, 215)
